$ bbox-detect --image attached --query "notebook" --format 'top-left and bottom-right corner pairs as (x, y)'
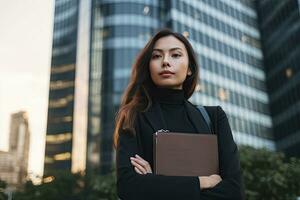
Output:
(153, 132), (219, 177)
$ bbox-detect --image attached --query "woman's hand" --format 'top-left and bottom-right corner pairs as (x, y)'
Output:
(198, 174), (222, 190)
(130, 154), (152, 174)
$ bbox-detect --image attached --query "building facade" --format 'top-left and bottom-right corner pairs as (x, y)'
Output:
(45, 0), (283, 174)
(256, 0), (300, 157)
(44, 0), (91, 175)
(89, 0), (168, 173)
(0, 111), (30, 188)
(168, 0), (274, 150)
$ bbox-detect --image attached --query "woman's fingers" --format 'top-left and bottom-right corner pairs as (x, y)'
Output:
(132, 156), (148, 167)
(133, 156), (152, 173)
(210, 174), (222, 181)
(131, 159), (147, 174)
(131, 160), (147, 174)
(209, 174), (222, 187)
(130, 155), (152, 174)
(135, 154), (153, 173)
(134, 166), (143, 174)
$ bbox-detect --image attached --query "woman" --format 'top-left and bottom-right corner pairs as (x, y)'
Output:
(114, 28), (244, 200)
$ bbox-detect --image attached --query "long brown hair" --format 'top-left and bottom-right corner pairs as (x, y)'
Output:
(113, 28), (199, 148)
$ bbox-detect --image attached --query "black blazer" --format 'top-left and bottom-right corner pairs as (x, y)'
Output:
(116, 100), (244, 200)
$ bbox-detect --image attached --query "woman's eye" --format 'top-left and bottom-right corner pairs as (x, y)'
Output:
(172, 54), (181, 58)
(152, 54), (161, 59)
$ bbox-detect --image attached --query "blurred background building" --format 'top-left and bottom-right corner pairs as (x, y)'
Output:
(256, 0), (300, 158)
(44, 0), (299, 175)
(0, 111), (30, 188)
(44, 0), (91, 175)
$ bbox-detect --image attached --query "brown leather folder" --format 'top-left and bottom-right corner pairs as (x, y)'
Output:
(153, 132), (219, 177)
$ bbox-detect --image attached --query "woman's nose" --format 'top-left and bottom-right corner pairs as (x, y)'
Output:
(162, 56), (170, 67)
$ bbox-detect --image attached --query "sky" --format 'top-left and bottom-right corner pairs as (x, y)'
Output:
(0, 0), (54, 178)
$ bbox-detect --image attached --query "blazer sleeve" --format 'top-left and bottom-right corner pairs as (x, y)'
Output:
(116, 115), (202, 200)
(199, 106), (245, 200)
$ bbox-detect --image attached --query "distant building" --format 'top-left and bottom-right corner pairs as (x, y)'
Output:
(256, 0), (300, 157)
(0, 111), (30, 188)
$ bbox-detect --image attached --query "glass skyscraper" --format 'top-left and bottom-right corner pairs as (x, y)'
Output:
(169, 0), (274, 150)
(44, 0), (80, 174)
(89, 0), (166, 173)
(46, 0), (300, 174)
(45, 0), (90, 174)
(257, 0), (300, 157)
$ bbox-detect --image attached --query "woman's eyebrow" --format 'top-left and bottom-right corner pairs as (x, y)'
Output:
(153, 47), (183, 52)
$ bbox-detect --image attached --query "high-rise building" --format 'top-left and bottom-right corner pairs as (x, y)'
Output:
(256, 0), (300, 157)
(88, 0), (168, 173)
(47, 0), (300, 174)
(0, 111), (30, 188)
(168, 0), (274, 150)
(44, 0), (90, 174)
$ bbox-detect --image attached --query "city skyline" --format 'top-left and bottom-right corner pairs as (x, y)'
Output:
(0, 111), (30, 188)
(0, 0), (54, 178)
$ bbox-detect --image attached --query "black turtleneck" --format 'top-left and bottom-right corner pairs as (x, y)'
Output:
(117, 87), (244, 200)
(151, 87), (197, 133)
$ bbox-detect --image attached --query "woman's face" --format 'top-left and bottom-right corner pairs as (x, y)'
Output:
(149, 35), (191, 90)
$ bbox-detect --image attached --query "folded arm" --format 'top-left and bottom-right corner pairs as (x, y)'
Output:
(116, 131), (202, 200)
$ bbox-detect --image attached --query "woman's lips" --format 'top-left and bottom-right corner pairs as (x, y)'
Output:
(159, 71), (175, 77)
(160, 73), (173, 78)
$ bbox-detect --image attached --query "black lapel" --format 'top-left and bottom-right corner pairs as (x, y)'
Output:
(142, 101), (167, 132)
(184, 100), (211, 133)
(143, 100), (211, 133)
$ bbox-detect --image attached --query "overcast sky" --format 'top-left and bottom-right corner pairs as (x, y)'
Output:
(0, 0), (54, 177)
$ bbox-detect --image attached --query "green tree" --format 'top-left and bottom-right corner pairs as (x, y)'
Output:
(14, 171), (85, 200)
(14, 170), (118, 200)
(239, 146), (300, 200)
(0, 179), (7, 200)
(85, 171), (117, 200)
